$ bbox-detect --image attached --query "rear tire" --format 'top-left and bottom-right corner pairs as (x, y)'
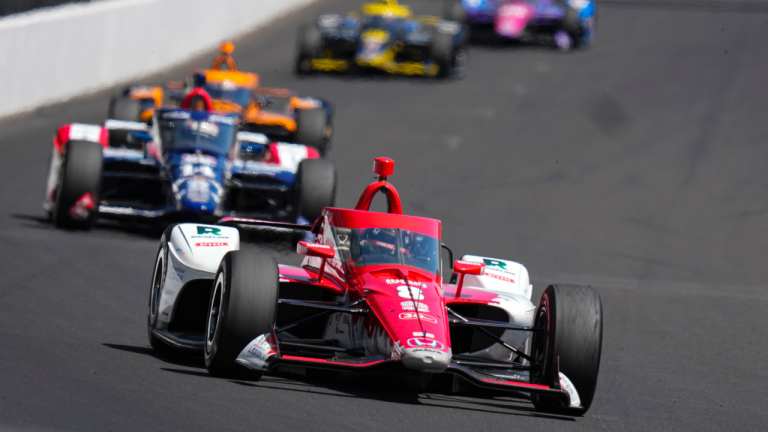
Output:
(431, 32), (455, 78)
(561, 7), (582, 49)
(443, 1), (467, 24)
(53, 141), (102, 230)
(530, 284), (603, 415)
(296, 24), (322, 75)
(294, 159), (337, 224)
(295, 108), (329, 154)
(108, 96), (142, 122)
(147, 224), (178, 354)
(204, 250), (279, 380)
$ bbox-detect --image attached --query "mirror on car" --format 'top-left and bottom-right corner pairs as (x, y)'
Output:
(127, 131), (153, 143)
(454, 260), (485, 275)
(297, 241), (335, 259)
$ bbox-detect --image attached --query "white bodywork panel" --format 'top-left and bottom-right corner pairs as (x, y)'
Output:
(460, 254), (532, 299)
(453, 255), (536, 361)
(236, 333), (278, 371)
(156, 223), (240, 326)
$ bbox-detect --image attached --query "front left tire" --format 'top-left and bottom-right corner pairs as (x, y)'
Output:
(53, 140), (102, 229)
(296, 24), (322, 75)
(530, 284), (603, 415)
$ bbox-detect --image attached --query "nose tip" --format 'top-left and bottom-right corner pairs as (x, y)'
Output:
(401, 347), (451, 373)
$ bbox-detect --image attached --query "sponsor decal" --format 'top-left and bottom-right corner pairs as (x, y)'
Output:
(412, 348), (444, 355)
(240, 334), (278, 369)
(386, 279), (426, 288)
(174, 247), (185, 255)
(399, 312), (438, 324)
(407, 337), (445, 351)
(397, 286), (424, 300)
(181, 153), (218, 167)
(413, 332), (435, 338)
(483, 259), (516, 278)
(486, 272), (515, 283)
(195, 242), (228, 247)
(371, 239), (395, 250)
(162, 111), (190, 120)
(69, 123), (103, 143)
(401, 301), (429, 312)
(69, 193), (95, 219)
(197, 226), (222, 236)
(208, 114), (236, 125)
(169, 265), (185, 282)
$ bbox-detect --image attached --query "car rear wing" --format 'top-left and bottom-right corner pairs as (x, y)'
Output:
(217, 217), (313, 231)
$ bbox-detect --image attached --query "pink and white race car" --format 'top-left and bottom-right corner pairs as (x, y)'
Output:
(147, 157), (603, 415)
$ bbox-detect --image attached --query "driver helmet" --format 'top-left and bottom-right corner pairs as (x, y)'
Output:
(360, 228), (398, 255)
(193, 72), (207, 88)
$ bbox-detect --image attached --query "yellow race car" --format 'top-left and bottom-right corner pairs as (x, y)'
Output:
(296, 0), (467, 78)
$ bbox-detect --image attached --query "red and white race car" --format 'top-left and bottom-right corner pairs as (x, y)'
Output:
(147, 157), (603, 415)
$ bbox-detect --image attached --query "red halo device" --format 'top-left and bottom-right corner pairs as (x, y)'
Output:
(374, 157), (395, 179)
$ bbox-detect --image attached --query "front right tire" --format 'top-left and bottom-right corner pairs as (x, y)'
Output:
(293, 158), (337, 224)
(204, 250), (279, 380)
(295, 108), (330, 155)
(108, 96), (142, 121)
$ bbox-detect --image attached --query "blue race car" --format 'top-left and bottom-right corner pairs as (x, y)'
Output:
(444, 0), (596, 50)
(43, 109), (336, 230)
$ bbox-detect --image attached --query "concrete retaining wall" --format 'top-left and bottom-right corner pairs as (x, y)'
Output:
(0, 0), (316, 118)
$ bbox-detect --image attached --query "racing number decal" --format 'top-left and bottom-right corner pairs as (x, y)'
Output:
(397, 286), (424, 300)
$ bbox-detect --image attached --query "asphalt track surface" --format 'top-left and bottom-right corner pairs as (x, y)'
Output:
(1, 0), (767, 430)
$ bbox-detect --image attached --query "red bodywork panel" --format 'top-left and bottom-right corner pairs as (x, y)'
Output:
(53, 124), (109, 154)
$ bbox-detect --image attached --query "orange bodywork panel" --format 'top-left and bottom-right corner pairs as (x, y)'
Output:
(243, 106), (297, 132)
(198, 69), (259, 89)
(210, 99), (244, 114)
(127, 87), (163, 108)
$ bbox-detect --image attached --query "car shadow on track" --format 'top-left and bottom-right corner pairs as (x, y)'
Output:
(231, 373), (575, 421)
(10, 213), (164, 240)
(102, 343), (206, 369)
(103, 343), (573, 421)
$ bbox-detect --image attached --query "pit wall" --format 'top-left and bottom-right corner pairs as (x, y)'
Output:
(0, 0), (317, 118)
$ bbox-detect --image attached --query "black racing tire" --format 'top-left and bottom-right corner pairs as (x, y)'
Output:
(530, 284), (603, 415)
(294, 158), (337, 224)
(204, 250), (279, 380)
(108, 96), (142, 122)
(53, 140), (102, 230)
(431, 32), (455, 79)
(443, 1), (467, 24)
(561, 7), (582, 48)
(296, 24), (322, 75)
(147, 224), (178, 354)
(295, 108), (329, 154)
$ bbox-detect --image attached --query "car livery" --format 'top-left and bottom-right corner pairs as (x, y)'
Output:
(43, 110), (337, 229)
(297, 0), (468, 78)
(146, 157), (604, 416)
(446, 0), (596, 50)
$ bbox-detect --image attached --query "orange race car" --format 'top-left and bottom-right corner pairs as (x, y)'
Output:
(108, 43), (334, 155)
